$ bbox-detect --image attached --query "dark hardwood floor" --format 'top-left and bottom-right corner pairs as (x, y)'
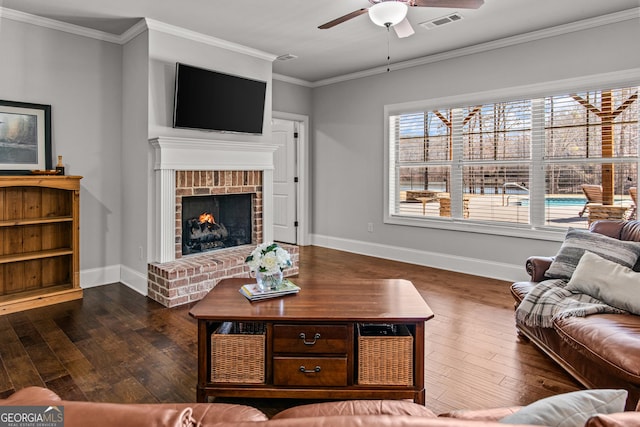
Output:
(0, 246), (580, 415)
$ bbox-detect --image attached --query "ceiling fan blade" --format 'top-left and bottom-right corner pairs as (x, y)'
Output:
(318, 8), (369, 29)
(393, 18), (415, 38)
(410, 0), (484, 9)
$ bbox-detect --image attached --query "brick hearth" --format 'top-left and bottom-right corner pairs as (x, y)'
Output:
(148, 244), (299, 307)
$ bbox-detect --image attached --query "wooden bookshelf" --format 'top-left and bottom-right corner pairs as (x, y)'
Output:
(0, 175), (82, 315)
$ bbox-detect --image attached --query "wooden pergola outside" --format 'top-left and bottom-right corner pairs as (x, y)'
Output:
(571, 90), (638, 205)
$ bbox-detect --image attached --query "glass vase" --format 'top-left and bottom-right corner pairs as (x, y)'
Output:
(256, 270), (284, 291)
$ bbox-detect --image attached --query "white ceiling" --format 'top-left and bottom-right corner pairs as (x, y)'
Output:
(2, 0), (639, 83)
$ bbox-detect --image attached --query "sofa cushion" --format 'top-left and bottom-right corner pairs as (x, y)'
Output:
(232, 415), (543, 427)
(545, 228), (640, 280)
(566, 251), (640, 315)
(553, 314), (640, 382)
(499, 389), (628, 427)
(619, 221), (640, 243)
(511, 282), (536, 304)
(441, 407), (523, 421)
(272, 400), (437, 419)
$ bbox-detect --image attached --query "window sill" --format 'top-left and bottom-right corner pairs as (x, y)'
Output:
(385, 214), (568, 243)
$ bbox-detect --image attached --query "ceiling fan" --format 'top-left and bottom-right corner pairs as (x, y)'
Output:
(319, 0), (484, 38)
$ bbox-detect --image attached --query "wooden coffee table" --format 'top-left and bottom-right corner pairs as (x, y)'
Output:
(189, 278), (434, 404)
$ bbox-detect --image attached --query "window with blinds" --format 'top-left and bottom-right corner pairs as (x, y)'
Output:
(388, 85), (639, 230)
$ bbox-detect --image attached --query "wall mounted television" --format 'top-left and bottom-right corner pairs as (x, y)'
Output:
(173, 62), (267, 134)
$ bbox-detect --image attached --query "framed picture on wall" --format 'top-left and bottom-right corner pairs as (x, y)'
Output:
(0, 99), (52, 174)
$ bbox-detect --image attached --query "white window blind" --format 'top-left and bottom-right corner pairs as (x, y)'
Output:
(389, 85), (639, 230)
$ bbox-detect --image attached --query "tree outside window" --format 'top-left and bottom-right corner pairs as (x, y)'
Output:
(389, 85), (639, 229)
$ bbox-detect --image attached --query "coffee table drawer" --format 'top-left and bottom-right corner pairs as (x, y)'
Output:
(273, 324), (349, 354)
(273, 357), (347, 386)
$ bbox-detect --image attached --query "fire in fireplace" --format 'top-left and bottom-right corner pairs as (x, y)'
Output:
(182, 193), (253, 255)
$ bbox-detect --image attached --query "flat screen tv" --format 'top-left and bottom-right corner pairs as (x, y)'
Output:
(173, 63), (267, 134)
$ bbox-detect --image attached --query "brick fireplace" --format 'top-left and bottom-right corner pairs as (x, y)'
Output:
(147, 137), (298, 307)
(176, 170), (262, 258)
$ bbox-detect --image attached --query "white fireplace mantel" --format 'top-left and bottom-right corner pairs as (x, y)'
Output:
(150, 136), (278, 171)
(149, 136), (278, 263)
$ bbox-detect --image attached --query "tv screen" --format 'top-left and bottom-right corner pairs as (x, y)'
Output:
(173, 63), (267, 134)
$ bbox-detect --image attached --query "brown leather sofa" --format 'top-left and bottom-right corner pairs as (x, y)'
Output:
(2, 386), (639, 427)
(511, 220), (640, 411)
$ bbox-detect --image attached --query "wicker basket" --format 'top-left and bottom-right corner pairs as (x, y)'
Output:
(211, 322), (265, 384)
(357, 324), (413, 386)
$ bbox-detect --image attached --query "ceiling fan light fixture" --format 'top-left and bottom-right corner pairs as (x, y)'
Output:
(368, 1), (408, 27)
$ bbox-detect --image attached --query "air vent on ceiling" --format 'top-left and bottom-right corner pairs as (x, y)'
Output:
(276, 53), (298, 61)
(419, 12), (463, 30)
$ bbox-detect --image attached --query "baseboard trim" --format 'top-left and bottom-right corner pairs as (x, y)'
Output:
(80, 265), (121, 289)
(79, 264), (148, 296)
(310, 234), (526, 282)
(119, 265), (149, 296)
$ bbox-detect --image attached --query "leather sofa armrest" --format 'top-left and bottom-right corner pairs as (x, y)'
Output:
(525, 256), (554, 282)
(0, 387), (62, 405)
(56, 401), (194, 427)
(1, 395), (194, 427)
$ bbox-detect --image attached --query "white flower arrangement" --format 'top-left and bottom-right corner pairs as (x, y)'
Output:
(245, 242), (292, 275)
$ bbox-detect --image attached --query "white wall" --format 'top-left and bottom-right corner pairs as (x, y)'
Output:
(147, 29), (273, 143)
(0, 17), (123, 285)
(119, 30), (150, 293)
(273, 79), (312, 117)
(141, 28), (274, 268)
(310, 18), (640, 281)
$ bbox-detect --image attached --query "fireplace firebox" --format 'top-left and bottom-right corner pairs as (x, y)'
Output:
(182, 193), (253, 255)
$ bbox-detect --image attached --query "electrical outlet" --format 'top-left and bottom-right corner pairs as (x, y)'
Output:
(139, 246), (143, 260)
(367, 222), (374, 233)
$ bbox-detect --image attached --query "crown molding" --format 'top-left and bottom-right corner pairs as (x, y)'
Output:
(272, 73), (314, 88)
(310, 7), (640, 87)
(0, 7), (277, 62)
(119, 19), (148, 44)
(143, 19), (277, 62)
(0, 6), (122, 43)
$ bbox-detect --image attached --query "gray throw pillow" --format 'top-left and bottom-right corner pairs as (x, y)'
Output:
(499, 389), (628, 427)
(566, 251), (640, 315)
(545, 228), (640, 280)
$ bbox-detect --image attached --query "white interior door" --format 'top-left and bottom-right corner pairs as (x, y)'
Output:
(272, 118), (297, 244)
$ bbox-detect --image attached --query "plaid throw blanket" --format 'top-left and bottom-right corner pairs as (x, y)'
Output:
(515, 279), (626, 328)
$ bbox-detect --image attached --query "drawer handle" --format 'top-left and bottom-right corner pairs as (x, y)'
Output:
(299, 332), (321, 345)
(299, 365), (321, 374)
